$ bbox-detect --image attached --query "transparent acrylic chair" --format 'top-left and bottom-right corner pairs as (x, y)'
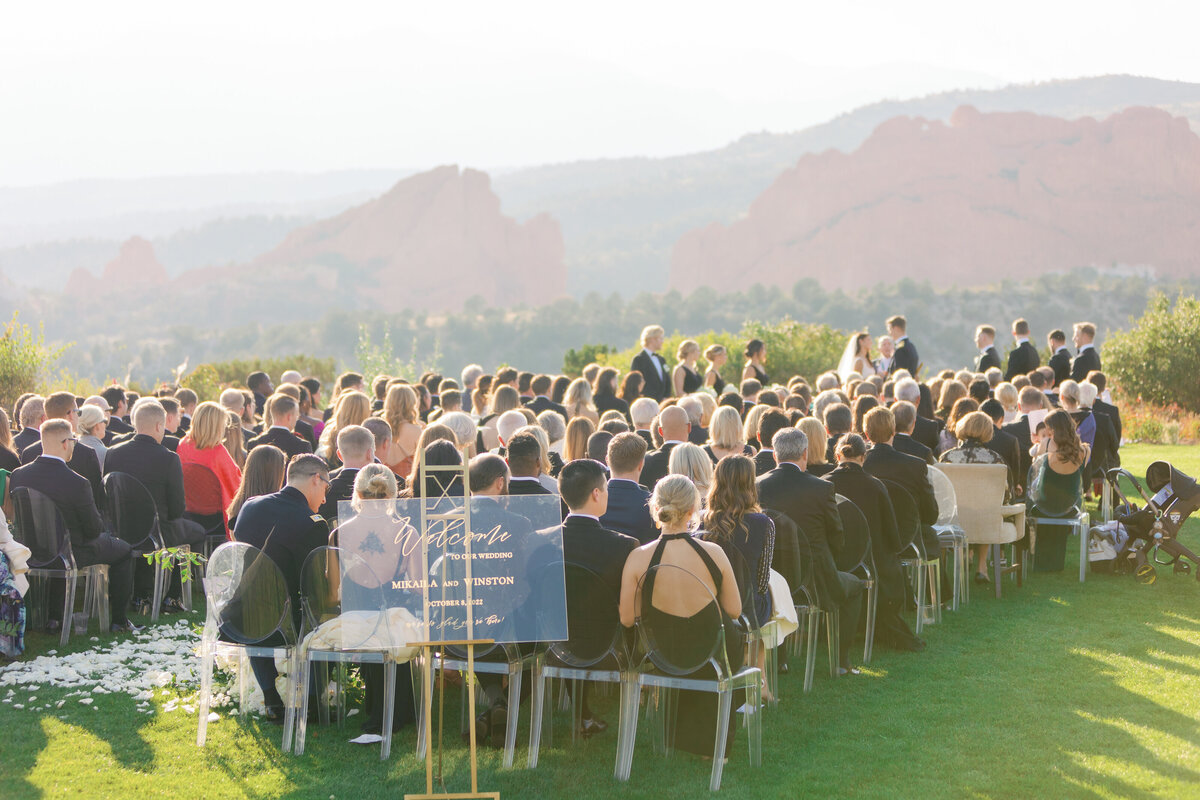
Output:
(881, 479), (941, 632)
(928, 466), (969, 609)
(1027, 455), (1090, 582)
(10, 486), (110, 647)
(104, 471), (192, 622)
(833, 495), (877, 664)
(616, 563), (762, 792)
(528, 562), (629, 768)
(197, 542), (300, 750)
(293, 546), (420, 760)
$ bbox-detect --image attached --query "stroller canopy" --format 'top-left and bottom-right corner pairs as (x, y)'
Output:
(1145, 461), (1200, 505)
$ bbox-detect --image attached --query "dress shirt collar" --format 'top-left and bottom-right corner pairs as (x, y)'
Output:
(269, 425), (292, 433)
(980, 347), (991, 355)
(1079, 343), (1095, 352)
(609, 478), (642, 487)
(896, 335), (908, 343)
(780, 461), (804, 472)
(1055, 345), (1069, 355)
(1015, 337), (1029, 345)
(566, 513), (600, 523)
(39, 454), (66, 464)
(508, 476), (541, 482)
(662, 439), (685, 446)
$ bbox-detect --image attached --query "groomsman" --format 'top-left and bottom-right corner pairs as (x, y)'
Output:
(1047, 329), (1071, 387)
(1004, 318), (1040, 380)
(974, 325), (1001, 372)
(887, 315), (920, 376)
(631, 325), (670, 402)
(1070, 321), (1101, 382)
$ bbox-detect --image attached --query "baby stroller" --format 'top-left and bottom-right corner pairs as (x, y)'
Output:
(1103, 462), (1200, 583)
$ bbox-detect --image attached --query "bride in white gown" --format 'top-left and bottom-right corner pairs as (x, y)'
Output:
(836, 332), (874, 384)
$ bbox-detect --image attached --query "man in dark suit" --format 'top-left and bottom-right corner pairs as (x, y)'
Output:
(887, 315), (920, 377)
(980, 400), (1021, 496)
(173, 389), (197, 437)
(10, 419), (137, 632)
(247, 394), (312, 460)
(638, 406), (689, 489)
(1047, 329), (1071, 387)
(1070, 321), (1101, 382)
(505, 432), (553, 496)
(318, 424), (376, 524)
(629, 398), (658, 450)
(524, 375), (568, 420)
(247, 371), (275, 418)
(1002, 386), (1043, 492)
(1086, 371), (1122, 445)
(601, 432), (656, 545)
(110, 397), (182, 451)
(100, 386), (135, 440)
(891, 401), (935, 464)
(14, 396), (46, 454)
(862, 406), (939, 554)
(754, 409), (791, 476)
(822, 404), (852, 464)
(1004, 318), (1040, 380)
(232, 454), (331, 720)
(21, 391), (106, 512)
(974, 325), (1002, 372)
(757, 428), (862, 672)
(895, 379), (942, 452)
(559, 458), (638, 601)
(631, 324), (670, 401)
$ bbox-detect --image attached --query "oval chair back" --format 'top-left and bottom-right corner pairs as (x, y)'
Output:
(549, 562), (624, 669)
(103, 471), (164, 552)
(833, 495), (871, 573)
(635, 562), (729, 679)
(206, 541), (295, 646)
(10, 486), (74, 569)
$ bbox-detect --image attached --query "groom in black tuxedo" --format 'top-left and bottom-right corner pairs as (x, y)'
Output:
(1004, 318), (1040, 380)
(887, 315), (919, 376)
(630, 324), (670, 402)
(974, 325), (1001, 372)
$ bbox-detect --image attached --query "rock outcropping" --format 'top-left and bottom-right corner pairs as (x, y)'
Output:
(67, 236), (168, 296)
(670, 106), (1200, 293)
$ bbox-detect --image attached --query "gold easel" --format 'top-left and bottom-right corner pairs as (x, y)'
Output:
(405, 452), (500, 800)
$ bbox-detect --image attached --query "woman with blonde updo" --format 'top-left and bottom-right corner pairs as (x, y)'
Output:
(563, 378), (599, 425)
(703, 344), (728, 394)
(673, 340), (703, 397)
(619, 474), (743, 758)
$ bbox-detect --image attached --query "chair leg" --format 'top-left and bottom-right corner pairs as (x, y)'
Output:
(826, 609), (839, 678)
(180, 545), (193, 613)
(197, 639), (214, 746)
(913, 560), (926, 635)
(380, 659), (396, 761)
(992, 544), (1003, 599)
(710, 689), (734, 791)
(864, 580), (877, 664)
(527, 657), (544, 768)
(614, 673), (639, 781)
(1079, 513), (1088, 583)
(804, 609), (818, 693)
(150, 552), (165, 624)
(61, 573), (77, 648)
(503, 666), (522, 768)
(94, 567), (110, 631)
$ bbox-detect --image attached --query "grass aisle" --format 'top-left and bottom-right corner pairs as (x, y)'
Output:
(2, 444), (1199, 799)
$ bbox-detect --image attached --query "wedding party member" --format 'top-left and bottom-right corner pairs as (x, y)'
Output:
(887, 315), (919, 376)
(756, 427), (863, 673)
(1005, 318), (1040, 380)
(837, 331), (874, 383)
(619, 475), (744, 757)
(703, 344), (728, 394)
(178, 401), (243, 513)
(631, 325), (670, 401)
(233, 454), (331, 722)
(10, 419), (137, 632)
(974, 325), (1001, 372)
(741, 338), (770, 385)
(601, 432), (656, 545)
(875, 335), (895, 376)
(673, 340), (705, 396)
(639, 406), (690, 489)
(20, 391), (106, 511)
(1070, 321), (1101, 382)
(1047, 329), (1071, 387)
(249, 394), (313, 461)
(590, 368), (628, 420)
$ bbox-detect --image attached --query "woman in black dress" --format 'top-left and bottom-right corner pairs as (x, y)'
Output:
(703, 344), (728, 395)
(742, 339), (769, 385)
(702, 455), (775, 701)
(592, 366), (630, 420)
(619, 371), (644, 405)
(673, 340), (704, 396)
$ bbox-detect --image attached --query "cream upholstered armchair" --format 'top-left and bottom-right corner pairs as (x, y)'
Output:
(935, 463), (1026, 598)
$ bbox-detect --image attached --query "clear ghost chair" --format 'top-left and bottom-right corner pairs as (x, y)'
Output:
(928, 465), (969, 609)
(881, 479), (941, 632)
(833, 495), (877, 664)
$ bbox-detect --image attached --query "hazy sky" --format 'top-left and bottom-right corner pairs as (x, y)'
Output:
(4, 1), (1199, 185)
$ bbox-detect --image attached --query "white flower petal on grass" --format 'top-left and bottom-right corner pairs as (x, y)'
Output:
(79, 698), (93, 705)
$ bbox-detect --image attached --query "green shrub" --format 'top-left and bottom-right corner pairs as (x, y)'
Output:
(199, 355), (338, 389)
(181, 364), (221, 402)
(0, 312), (68, 413)
(1105, 292), (1200, 413)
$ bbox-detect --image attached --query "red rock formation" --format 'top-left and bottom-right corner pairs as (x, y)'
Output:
(254, 165), (565, 312)
(670, 106), (1200, 293)
(67, 236), (168, 296)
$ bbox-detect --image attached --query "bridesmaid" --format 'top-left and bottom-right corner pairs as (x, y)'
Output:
(742, 339), (769, 385)
(673, 340), (704, 396)
(703, 344), (728, 394)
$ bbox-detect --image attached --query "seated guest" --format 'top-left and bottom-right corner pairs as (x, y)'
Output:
(178, 401), (244, 513)
(226, 444), (286, 528)
(619, 371), (644, 406)
(536, 410), (567, 459)
(10, 419), (137, 632)
(756, 428), (863, 674)
(979, 399), (1021, 494)
(221, 410), (248, 470)
(1085, 370), (1122, 442)
(668, 442), (713, 501)
(678, 396), (707, 445)
(601, 432), (656, 544)
(754, 409), (791, 476)
(361, 417), (392, 461)
(939, 410), (1010, 584)
(935, 379), (967, 424)
(1064, 381), (1118, 484)
(701, 454), (776, 698)
(740, 379), (762, 414)
(563, 378), (600, 425)
(249, 394), (314, 461)
(1028, 410), (1091, 519)
(620, 475), (743, 757)
(587, 431), (613, 464)
(14, 396), (46, 454)
(513, 424), (560, 490)
(825, 433), (923, 652)
(439, 411), (480, 460)
(323, 371), (365, 423)
(298, 379), (325, 440)
(479, 386), (521, 452)
(1002, 386), (1045, 485)
(598, 415), (629, 436)
(891, 401), (934, 464)
(274, 384), (317, 450)
(851, 395), (879, 435)
(317, 391), (371, 465)
(564, 416), (596, 463)
(705, 405), (752, 463)
(232, 454), (331, 722)
(153, 398), (184, 452)
(822, 403), (852, 464)
(100, 386), (135, 438)
(246, 372), (274, 417)
(741, 405), (769, 452)
(796, 417), (834, 476)
(936, 397), (979, 456)
(0, 407), (20, 472)
(639, 406), (690, 489)
(894, 378), (942, 452)
(862, 406), (940, 556)
(591, 368), (629, 420)
(995, 383), (1019, 424)
(495, 409), (529, 453)
(78, 404), (109, 470)
(506, 432), (553, 495)
(20, 391), (105, 511)
(220, 388), (254, 447)
(968, 379), (990, 405)
(173, 389), (197, 436)
(318, 425), (376, 524)
(629, 397), (659, 449)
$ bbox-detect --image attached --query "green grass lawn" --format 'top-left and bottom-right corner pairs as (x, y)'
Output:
(3, 444), (1200, 799)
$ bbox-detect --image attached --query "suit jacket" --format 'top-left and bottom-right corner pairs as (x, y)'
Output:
(13, 427), (40, 454)
(1074, 409), (1119, 478)
(247, 426), (313, 460)
(1048, 347), (1071, 387)
(561, 515), (637, 597)
(891, 337), (920, 376)
(232, 486), (329, 618)
(507, 477), (552, 496)
(985, 427), (1021, 495)
(863, 442), (937, 526)
(975, 346), (1001, 373)
(103, 415), (135, 445)
(824, 462), (905, 601)
(688, 425), (708, 446)
(21, 437), (106, 512)
(110, 430), (179, 452)
(600, 478), (657, 545)
(1002, 416), (1035, 488)
(911, 415), (943, 454)
(1071, 346), (1102, 383)
(1092, 398), (1123, 446)
(894, 432), (934, 464)
(524, 396), (568, 420)
(756, 462), (847, 607)
(10, 456), (105, 548)
(635, 429), (654, 449)
(319, 465), (359, 524)
(594, 394), (630, 420)
(295, 419), (318, 451)
(638, 441), (681, 489)
(631, 349), (670, 401)
(103, 433), (186, 523)
(753, 448), (777, 476)
(1005, 340), (1040, 380)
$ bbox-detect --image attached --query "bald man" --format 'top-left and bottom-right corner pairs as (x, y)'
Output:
(637, 405), (690, 489)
